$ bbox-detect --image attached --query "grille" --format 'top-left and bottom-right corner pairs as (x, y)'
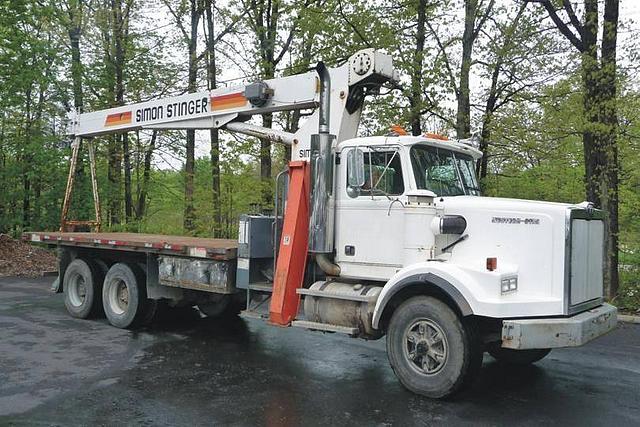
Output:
(567, 212), (604, 312)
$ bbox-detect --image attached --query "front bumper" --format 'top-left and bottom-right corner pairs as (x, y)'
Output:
(501, 303), (617, 350)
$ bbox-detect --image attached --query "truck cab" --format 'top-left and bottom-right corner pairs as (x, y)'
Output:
(334, 135), (482, 281)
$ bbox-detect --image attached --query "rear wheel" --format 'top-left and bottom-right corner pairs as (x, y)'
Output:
(386, 296), (482, 399)
(63, 258), (103, 319)
(488, 346), (551, 365)
(102, 263), (147, 329)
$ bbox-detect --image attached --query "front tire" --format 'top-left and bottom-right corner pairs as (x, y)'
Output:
(63, 258), (103, 319)
(386, 296), (481, 399)
(102, 263), (147, 329)
(488, 346), (551, 365)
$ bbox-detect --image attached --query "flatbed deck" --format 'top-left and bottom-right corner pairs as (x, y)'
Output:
(23, 232), (238, 261)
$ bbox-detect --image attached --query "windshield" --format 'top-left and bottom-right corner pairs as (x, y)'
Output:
(410, 145), (480, 196)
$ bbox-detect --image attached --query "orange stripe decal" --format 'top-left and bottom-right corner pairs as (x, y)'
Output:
(105, 111), (132, 126)
(211, 92), (246, 110)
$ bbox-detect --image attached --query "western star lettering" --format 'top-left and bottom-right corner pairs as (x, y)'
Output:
(135, 97), (208, 123)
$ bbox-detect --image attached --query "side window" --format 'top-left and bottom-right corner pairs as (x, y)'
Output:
(347, 149), (404, 197)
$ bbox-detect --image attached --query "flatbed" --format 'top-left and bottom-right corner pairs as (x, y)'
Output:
(24, 232), (237, 261)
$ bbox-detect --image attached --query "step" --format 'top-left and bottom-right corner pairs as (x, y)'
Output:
(291, 320), (359, 336)
(248, 282), (273, 292)
(239, 310), (269, 321)
(296, 287), (375, 303)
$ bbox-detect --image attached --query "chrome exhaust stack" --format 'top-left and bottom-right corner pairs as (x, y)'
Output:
(309, 62), (340, 275)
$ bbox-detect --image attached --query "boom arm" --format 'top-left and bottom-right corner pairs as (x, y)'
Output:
(69, 49), (398, 161)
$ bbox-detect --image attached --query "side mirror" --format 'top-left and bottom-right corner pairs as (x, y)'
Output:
(347, 148), (365, 188)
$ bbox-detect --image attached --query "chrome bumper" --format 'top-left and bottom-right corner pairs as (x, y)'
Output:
(501, 303), (617, 350)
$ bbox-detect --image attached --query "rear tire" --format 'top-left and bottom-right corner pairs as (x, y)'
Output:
(386, 296), (482, 399)
(488, 346), (551, 365)
(63, 258), (103, 319)
(102, 263), (147, 329)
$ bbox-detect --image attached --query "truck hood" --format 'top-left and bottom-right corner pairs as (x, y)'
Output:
(437, 195), (586, 214)
(433, 195), (596, 311)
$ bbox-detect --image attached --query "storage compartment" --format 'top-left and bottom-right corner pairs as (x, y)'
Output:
(158, 256), (236, 294)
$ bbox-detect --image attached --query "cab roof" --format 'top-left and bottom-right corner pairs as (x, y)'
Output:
(336, 135), (483, 159)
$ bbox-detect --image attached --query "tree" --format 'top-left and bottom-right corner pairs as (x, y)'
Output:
(0, 0), (65, 232)
(475, 3), (560, 180)
(408, 0), (428, 136)
(241, 0), (306, 207)
(93, 0), (135, 226)
(163, 0), (203, 233)
(204, 0), (221, 236)
(203, 1), (244, 236)
(530, 0), (620, 298)
(457, 0), (495, 139)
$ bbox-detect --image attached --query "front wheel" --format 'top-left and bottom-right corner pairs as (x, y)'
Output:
(488, 345), (551, 365)
(386, 296), (482, 399)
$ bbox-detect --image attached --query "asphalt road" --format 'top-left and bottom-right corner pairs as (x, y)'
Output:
(1, 276), (638, 426)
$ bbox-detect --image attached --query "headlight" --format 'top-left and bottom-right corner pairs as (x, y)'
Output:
(501, 277), (517, 294)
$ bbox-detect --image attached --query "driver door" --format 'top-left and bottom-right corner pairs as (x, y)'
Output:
(335, 147), (407, 280)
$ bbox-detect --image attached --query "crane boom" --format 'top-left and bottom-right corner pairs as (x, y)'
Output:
(69, 49), (398, 161)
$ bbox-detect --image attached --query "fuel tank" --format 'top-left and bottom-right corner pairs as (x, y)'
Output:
(302, 281), (382, 338)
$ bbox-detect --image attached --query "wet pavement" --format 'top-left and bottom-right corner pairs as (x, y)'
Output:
(0, 276), (639, 426)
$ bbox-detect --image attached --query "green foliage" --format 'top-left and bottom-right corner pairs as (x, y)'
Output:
(617, 251), (640, 313)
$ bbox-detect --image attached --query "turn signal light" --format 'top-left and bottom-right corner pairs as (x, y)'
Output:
(486, 257), (497, 271)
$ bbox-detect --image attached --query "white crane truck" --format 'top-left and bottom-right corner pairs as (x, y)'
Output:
(25, 49), (617, 398)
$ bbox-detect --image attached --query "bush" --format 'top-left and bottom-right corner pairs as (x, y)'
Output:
(616, 266), (640, 314)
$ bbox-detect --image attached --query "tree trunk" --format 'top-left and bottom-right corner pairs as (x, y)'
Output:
(123, 133), (133, 221)
(409, 0), (428, 136)
(183, 0), (200, 233)
(0, 117), (5, 232)
(114, 0), (132, 223)
(205, 0), (222, 237)
(22, 85), (33, 229)
(108, 136), (122, 225)
(600, 0), (620, 298)
(136, 131), (156, 219)
(581, 0), (600, 206)
(245, 0), (298, 208)
(456, 0), (477, 139)
(68, 1), (84, 113)
(68, 1), (87, 207)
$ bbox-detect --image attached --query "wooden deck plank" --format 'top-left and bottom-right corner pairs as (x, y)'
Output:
(23, 232), (238, 260)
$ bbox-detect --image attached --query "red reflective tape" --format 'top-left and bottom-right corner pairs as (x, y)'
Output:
(211, 92), (246, 110)
(105, 111), (132, 126)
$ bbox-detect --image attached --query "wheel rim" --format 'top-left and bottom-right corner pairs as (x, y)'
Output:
(67, 272), (87, 307)
(403, 318), (449, 375)
(108, 279), (129, 315)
